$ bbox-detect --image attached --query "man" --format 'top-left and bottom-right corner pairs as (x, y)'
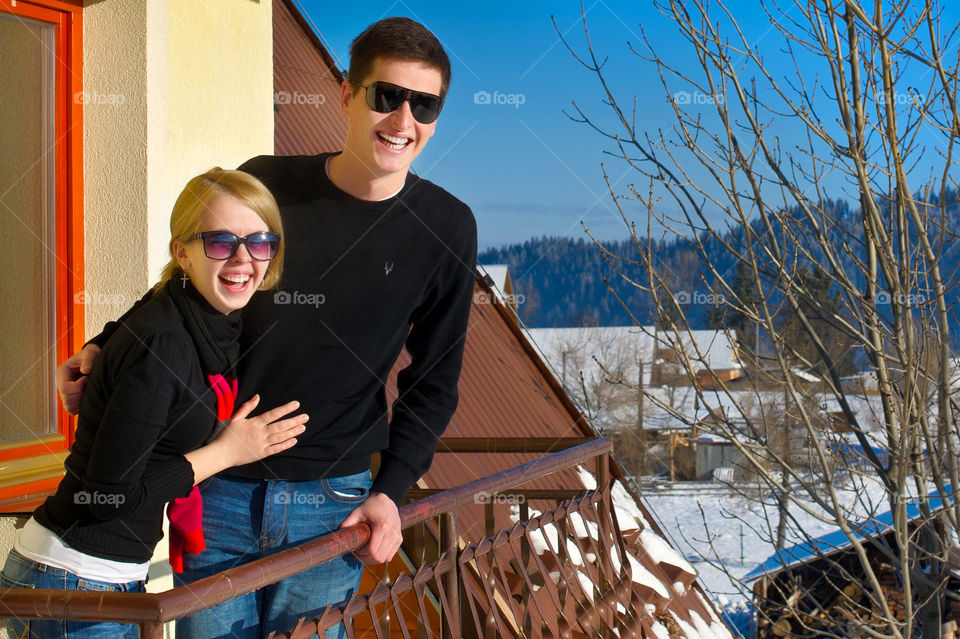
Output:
(57, 17), (476, 639)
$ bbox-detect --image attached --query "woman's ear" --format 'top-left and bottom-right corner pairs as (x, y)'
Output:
(173, 241), (190, 274)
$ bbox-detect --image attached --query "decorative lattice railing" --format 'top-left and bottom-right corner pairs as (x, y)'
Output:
(0, 439), (652, 639)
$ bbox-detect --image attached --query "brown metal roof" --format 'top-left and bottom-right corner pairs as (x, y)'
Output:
(272, 0), (347, 155)
(383, 276), (732, 636)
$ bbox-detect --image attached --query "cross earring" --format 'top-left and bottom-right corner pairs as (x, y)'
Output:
(181, 272), (189, 288)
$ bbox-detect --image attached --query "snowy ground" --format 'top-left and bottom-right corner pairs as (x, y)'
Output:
(637, 479), (898, 636)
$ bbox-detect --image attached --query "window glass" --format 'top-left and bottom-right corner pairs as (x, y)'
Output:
(0, 13), (58, 442)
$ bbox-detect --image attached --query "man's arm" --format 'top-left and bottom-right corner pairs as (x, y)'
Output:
(374, 205), (478, 502)
(56, 291), (153, 414)
(341, 203), (478, 563)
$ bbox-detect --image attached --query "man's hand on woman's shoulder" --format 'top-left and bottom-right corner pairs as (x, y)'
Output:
(56, 344), (101, 415)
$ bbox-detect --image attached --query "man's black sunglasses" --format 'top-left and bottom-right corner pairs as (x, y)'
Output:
(187, 231), (280, 261)
(361, 81), (443, 124)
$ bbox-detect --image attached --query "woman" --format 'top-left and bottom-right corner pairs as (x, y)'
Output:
(1, 168), (307, 639)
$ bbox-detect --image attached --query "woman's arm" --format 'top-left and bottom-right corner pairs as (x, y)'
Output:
(80, 332), (197, 520)
(81, 333), (308, 520)
(184, 394), (307, 484)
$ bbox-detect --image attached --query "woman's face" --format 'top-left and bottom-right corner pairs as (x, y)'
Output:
(174, 195), (272, 314)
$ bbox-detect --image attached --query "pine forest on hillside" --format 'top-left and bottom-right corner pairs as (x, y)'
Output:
(481, 192), (960, 357)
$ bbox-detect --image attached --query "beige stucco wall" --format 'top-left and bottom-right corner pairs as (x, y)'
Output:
(159, 0), (275, 284)
(81, 0), (154, 336)
(80, 0), (273, 335)
(0, 0), (273, 630)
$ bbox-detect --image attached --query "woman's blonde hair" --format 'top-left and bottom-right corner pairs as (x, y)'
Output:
(154, 168), (284, 293)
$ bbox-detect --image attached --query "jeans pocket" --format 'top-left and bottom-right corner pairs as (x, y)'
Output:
(321, 473), (371, 504)
(1, 550), (40, 590)
(2, 553), (36, 639)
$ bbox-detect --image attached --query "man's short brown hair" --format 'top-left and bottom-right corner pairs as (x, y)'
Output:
(347, 17), (452, 101)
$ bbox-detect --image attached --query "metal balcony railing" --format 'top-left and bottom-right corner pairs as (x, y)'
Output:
(0, 438), (645, 638)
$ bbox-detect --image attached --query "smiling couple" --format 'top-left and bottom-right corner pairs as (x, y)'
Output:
(4, 17), (476, 639)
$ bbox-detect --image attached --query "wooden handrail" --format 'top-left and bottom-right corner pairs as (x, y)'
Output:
(0, 438), (613, 636)
(434, 437), (594, 453)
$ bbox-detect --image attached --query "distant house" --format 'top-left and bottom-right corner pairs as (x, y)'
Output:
(525, 325), (744, 477)
(478, 262), (520, 316)
(746, 488), (959, 638)
(694, 432), (748, 482)
(527, 325), (741, 393)
(839, 371), (881, 395)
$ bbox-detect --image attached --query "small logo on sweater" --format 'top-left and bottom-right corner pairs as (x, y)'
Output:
(384, 262), (394, 276)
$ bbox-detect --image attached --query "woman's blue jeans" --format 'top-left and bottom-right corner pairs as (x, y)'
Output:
(0, 548), (146, 639)
(173, 472), (371, 639)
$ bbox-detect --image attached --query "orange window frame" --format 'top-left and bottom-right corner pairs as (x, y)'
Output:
(0, 0), (83, 511)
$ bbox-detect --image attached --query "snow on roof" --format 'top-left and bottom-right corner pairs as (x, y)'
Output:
(640, 528), (697, 577)
(413, 277), (733, 636)
(695, 589), (738, 633)
(527, 326), (740, 373)
(478, 263), (509, 292)
(628, 551), (673, 599)
(525, 326), (740, 404)
(577, 464), (598, 490)
(680, 329), (741, 371)
(650, 619), (672, 638)
(558, 465), (733, 632)
(613, 480), (650, 529)
(745, 486), (955, 581)
(820, 394), (885, 430)
(640, 385), (893, 436)
(674, 609), (737, 639)
(790, 367), (821, 382)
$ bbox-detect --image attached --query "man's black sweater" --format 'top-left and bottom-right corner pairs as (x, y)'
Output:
(226, 154), (477, 503)
(36, 285), (224, 563)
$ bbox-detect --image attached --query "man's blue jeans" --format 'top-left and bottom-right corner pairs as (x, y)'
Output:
(173, 472), (372, 639)
(0, 548), (146, 639)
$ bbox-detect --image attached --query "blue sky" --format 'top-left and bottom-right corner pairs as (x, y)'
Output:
(300, 0), (688, 250)
(300, 1), (958, 251)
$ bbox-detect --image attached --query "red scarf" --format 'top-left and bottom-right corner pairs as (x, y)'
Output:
(167, 373), (237, 573)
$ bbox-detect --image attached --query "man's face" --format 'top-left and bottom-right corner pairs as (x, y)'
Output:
(340, 57), (443, 180)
